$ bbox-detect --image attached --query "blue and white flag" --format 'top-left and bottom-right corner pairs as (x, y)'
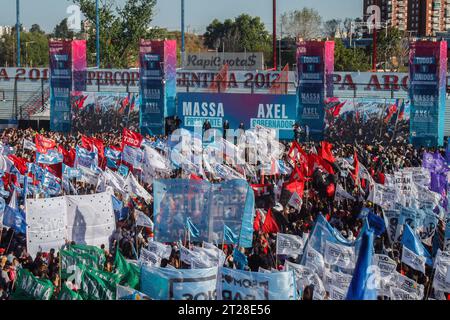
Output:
(232, 248), (248, 270)
(116, 285), (150, 300)
(218, 268), (296, 300)
(346, 229), (377, 300)
(123, 145), (144, 168)
(118, 164), (129, 177)
(63, 164), (82, 179)
(367, 212), (386, 236)
(36, 150), (63, 165)
(75, 146), (97, 168)
(41, 171), (61, 196)
(140, 266), (218, 300)
(2, 190), (26, 234)
(106, 158), (118, 170)
(402, 224), (433, 267)
(105, 147), (122, 161)
(224, 224), (239, 244)
(186, 216), (200, 238)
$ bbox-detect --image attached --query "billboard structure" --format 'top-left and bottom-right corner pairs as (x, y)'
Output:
(139, 39), (177, 136)
(49, 40), (86, 132)
(409, 41), (447, 147)
(296, 40), (335, 141)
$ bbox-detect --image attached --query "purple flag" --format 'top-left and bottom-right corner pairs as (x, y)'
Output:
(430, 172), (447, 195)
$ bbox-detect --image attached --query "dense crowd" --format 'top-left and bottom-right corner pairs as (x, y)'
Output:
(0, 123), (448, 300)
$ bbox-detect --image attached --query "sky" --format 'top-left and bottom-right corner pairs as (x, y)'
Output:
(0, 0), (362, 33)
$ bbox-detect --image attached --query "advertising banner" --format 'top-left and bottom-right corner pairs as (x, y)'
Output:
(177, 92), (297, 140)
(49, 39), (72, 132)
(296, 41), (334, 141)
(409, 41), (447, 147)
(139, 40), (165, 136)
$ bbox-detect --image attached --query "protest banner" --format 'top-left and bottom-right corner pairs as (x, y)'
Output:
(140, 265), (218, 300)
(217, 267), (296, 300)
(276, 233), (304, 258)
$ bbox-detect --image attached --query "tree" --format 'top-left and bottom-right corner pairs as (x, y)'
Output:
(72, 0), (159, 68)
(52, 18), (75, 39)
(334, 38), (370, 72)
(30, 24), (45, 34)
(373, 27), (406, 71)
(281, 8), (322, 40)
(203, 14), (272, 66)
(324, 19), (342, 39)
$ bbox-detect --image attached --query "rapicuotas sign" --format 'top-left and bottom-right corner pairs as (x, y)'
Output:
(0, 67), (438, 92)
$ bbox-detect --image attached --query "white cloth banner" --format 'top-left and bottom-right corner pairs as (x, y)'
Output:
(135, 210), (153, 229)
(303, 245), (325, 278)
(284, 261), (326, 300)
(23, 139), (36, 151)
(65, 192), (116, 248)
(26, 191), (115, 257)
(147, 241), (172, 260)
(371, 183), (396, 210)
(26, 197), (68, 257)
(276, 233), (304, 258)
(324, 241), (356, 270)
(334, 184), (356, 202)
(139, 247), (161, 267)
(372, 254), (397, 277)
(401, 246), (426, 273)
(288, 192), (303, 211)
(124, 173), (152, 203)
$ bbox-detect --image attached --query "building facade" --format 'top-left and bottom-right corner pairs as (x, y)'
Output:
(364, 0), (450, 36)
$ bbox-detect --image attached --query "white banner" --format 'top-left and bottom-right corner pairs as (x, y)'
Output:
(303, 245), (325, 278)
(372, 183), (396, 210)
(284, 261), (326, 300)
(372, 254), (397, 277)
(147, 241), (172, 260)
(328, 285), (346, 300)
(334, 184), (356, 202)
(26, 196), (68, 257)
(324, 241), (356, 270)
(139, 247), (161, 267)
(26, 192), (115, 257)
(276, 233), (304, 258)
(401, 246), (426, 273)
(65, 192), (116, 247)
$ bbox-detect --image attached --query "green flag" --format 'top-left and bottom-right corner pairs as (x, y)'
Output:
(58, 283), (83, 300)
(60, 249), (99, 279)
(114, 250), (141, 290)
(77, 264), (116, 300)
(11, 269), (55, 300)
(68, 244), (107, 268)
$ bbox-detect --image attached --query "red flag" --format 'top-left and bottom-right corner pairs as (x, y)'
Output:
(253, 210), (262, 232)
(75, 95), (88, 109)
(287, 141), (308, 171)
(7, 155), (28, 175)
(326, 183), (335, 198)
(58, 146), (76, 167)
(320, 141), (335, 163)
(352, 151), (360, 183)
(262, 208), (280, 234)
(250, 184), (271, 197)
(92, 137), (105, 169)
(209, 64), (229, 93)
(122, 128), (143, 149)
(40, 163), (62, 179)
(81, 135), (94, 151)
(35, 134), (56, 154)
(384, 104), (398, 124)
(289, 165), (305, 183)
(284, 180), (305, 198)
(327, 101), (345, 117)
(269, 64), (289, 95)
(190, 173), (203, 181)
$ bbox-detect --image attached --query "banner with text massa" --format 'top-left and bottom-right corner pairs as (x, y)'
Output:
(177, 92), (297, 140)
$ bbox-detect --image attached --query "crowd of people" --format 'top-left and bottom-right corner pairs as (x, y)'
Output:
(0, 122), (448, 300)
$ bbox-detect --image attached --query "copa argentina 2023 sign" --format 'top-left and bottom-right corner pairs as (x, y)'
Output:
(177, 93), (297, 140)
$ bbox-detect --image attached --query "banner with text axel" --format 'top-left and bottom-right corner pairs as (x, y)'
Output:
(177, 92), (297, 140)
